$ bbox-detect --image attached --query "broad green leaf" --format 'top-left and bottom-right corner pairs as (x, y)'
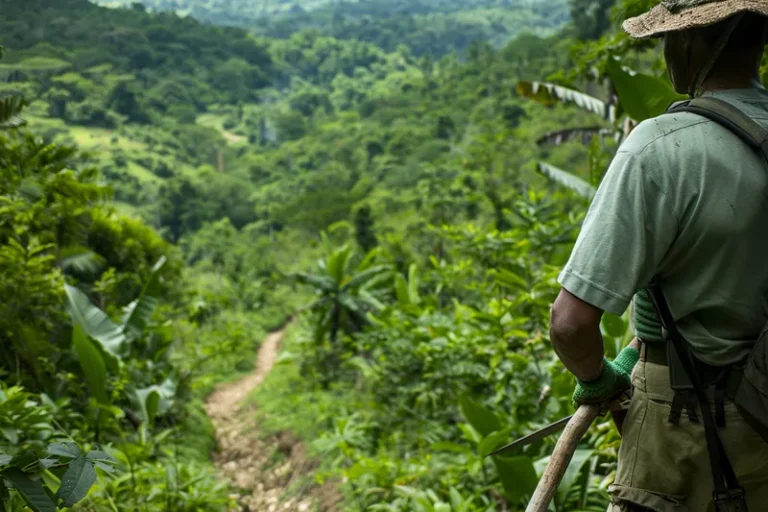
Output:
(341, 264), (391, 291)
(606, 58), (684, 122)
(72, 324), (109, 404)
(46, 443), (81, 459)
(1, 468), (56, 512)
(459, 396), (502, 437)
(0, 474), (7, 501)
(394, 272), (410, 306)
(131, 380), (176, 426)
(0, 454), (11, 466)
(56, 455), (96, 508)
(327, 245), (352, 285)
(407, 264), (420, 305)
(493, 455), (538, 503)
(10, 451), (39, 472)
(65, 284), (125, 361)
(493, 270), (527, 291)
(449, 487), (463, 509)
(85, 451), (114, 462)
(517, 81), (615, 122)
(121, 256), (166, 341)
(602, 313), (627, 339)
(556, 448), (595, 505)
(59, 247), (103, 276)
(292, 272), (336, 293)
(478, 426), (515, 457)
(93, 461), (116, 474)
(394, 485), (433, 510)
(0, 427), (18, 445)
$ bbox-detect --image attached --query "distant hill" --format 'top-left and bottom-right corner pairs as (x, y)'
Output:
(93, 0), (345, 18)
(92, 0), (569, 57)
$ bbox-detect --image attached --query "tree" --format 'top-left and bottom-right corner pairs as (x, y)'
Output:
(569, 0), (616, 40)
(354, 205), (378, 253)
(293, 245), (390, 346)
(108, 81), (151, 124)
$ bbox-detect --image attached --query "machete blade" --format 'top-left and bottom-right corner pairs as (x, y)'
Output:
(487, 414), (573, 457)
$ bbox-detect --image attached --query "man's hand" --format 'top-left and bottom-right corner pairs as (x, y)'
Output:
(573, 342), (640, 405)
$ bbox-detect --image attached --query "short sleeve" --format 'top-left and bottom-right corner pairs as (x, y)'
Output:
(558, 149), (679, 316)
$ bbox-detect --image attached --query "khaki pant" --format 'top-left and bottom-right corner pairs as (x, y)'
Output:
(607, 361), (768, 511)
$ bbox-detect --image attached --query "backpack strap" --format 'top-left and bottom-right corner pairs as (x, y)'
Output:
(668, 96), (768, 164)
(647, 282), (748, 508)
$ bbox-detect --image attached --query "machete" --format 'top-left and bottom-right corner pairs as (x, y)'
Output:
(488, 391), (632, 458)
(488, 414), (573, 457)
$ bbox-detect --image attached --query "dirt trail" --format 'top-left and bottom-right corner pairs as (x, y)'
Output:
(205, 329), (341, 512)
(206, 330), (282, 420)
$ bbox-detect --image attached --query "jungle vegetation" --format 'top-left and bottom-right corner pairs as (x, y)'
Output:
(0, 0), (745, 509)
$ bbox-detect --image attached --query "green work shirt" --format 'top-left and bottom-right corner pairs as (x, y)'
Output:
(559, 87), (768, 365)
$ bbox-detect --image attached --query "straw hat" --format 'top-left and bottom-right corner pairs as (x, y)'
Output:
(623, 0), (768, 38)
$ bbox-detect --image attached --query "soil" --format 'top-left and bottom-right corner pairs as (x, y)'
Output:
(205, 329), (343, 512)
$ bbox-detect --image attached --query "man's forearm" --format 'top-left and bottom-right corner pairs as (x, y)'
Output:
(550, 324), (605, 382)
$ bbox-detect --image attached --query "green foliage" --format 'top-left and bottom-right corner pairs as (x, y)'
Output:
(2, 0), (688, 510)
(0, 386), (117, 511)
(93, 0), (569, 58)
(605, 58), (684, 121)
(0, 46), (242, 511)
(0, 96), (26, 129)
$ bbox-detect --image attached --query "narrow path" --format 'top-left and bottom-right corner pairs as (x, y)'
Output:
(205, 330), (283, 420)
(205, 329), (341, 512)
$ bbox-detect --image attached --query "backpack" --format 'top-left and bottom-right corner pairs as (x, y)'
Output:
(647, 96), (768, 512)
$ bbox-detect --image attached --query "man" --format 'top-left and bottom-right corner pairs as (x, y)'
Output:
(549, 3), (768, 511)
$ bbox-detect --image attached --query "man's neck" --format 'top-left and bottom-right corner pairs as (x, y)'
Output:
(697, 56), (763, 94)
(699, 75), (762, 94)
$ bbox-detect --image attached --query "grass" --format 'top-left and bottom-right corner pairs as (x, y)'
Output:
(196, 112), (247, 145)
(126, 160), (162, 184)
(67, 126), (146, 152)
(0, 57), (70, 71)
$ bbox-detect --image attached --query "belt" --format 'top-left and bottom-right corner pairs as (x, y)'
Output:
(639, 340), (668, 366)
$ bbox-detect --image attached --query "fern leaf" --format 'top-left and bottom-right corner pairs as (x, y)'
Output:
(0, 95), (27, 129)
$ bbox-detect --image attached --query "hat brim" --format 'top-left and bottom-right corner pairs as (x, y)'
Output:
(623, 0), (768, 38)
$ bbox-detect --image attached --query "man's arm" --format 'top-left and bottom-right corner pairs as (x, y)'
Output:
(550, 289), (642, 385)
(550, 289), (605, 382)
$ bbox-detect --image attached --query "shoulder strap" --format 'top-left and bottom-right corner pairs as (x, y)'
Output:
(668, 96), (768, 164)
(647, 283), (746, 504)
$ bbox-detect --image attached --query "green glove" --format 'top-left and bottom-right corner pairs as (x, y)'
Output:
(573, 346), (640, 405)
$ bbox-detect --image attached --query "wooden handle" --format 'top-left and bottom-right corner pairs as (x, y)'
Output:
(525, 404), (601, 512)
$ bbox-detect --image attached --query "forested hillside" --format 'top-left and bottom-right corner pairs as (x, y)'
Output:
(0, 0), (725, 509)
(92, 0), (569, 56)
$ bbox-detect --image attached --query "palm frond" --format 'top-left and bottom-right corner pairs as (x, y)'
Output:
(0, 96), (27, 129)
(517, 81), (615, 122)
(341, 264), (392, 292)
(121, 257), (166, 342)
(536, 126), (612, 147)
(292, 272), (337, 292)
(537, 162), (597, 200)
(59, 246), (104, 276)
